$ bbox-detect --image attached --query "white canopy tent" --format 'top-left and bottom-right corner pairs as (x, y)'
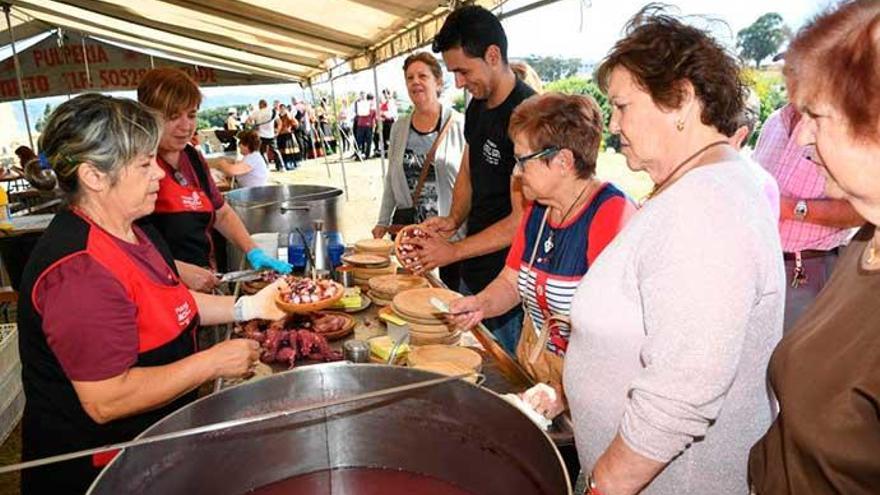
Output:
(3, 0), (507, 83)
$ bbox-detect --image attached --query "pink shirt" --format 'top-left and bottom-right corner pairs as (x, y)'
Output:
(753, 104), (851, 252)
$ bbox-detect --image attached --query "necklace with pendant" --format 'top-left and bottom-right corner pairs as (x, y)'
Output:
(543, 182), (592, 255)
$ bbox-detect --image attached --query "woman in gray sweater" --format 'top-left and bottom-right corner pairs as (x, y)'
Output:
(373, 52), (465, 287)
(565, 7), (784, 494)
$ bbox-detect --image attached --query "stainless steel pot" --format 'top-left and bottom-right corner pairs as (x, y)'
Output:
(224, 185), (342, 270)
(88, 363), (571, 494)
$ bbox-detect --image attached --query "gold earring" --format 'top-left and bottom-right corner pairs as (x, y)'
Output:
(675, 119), (685, 132)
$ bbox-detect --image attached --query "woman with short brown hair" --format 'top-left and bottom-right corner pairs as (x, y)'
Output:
(448, 92), (635, 419)
(749, 2), (880, 493)
(566, 6), (784, 494)
(138, 68), (290, 292)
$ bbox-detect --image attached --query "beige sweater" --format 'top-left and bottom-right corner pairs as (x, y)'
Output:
(564, 159), (785, 494)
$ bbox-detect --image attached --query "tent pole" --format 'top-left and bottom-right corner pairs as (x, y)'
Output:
(4, 4), (34, 150)
(149, 55), (155, 69)
(328, 72), (349, 201)
(371, 59), (385, 177)
(308, 81), (332, 180)
(81, 34), (92, 88)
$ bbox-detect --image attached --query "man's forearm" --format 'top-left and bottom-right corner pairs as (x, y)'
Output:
(591, 434), (666, 495)
(780, 196), (864, 228)
(453, 212), (519, 261)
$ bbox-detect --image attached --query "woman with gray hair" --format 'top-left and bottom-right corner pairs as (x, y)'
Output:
(16, 94), (285, 494)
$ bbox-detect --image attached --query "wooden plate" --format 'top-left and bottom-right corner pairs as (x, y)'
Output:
(352, 264), (397, 278)
(406, 344), (482, 371)
(410, 330), (461, 346)
(275, 281), (345, 314)
(392, 288), (461, 322)
(392, 308), (445, 326)
(367, 290), (394, 307)
(342, 253), (390, 267)
(394, 224), (428, 263)
(311, 311), (356, 340)
(412, 361), (477, 383)
(355, 238), (394, 255)
(368, 274), (429, 297)
(408, 320), (454, 335)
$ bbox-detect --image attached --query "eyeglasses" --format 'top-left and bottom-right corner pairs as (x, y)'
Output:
(513, 147), (559, 171)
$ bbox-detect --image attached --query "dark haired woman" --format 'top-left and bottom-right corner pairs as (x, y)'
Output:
(566, 7), (785, 494)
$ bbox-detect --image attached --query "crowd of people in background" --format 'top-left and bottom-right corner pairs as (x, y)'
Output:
(215, 88), (399, 173)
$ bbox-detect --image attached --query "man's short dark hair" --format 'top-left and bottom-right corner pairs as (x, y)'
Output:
(432, 5), (508, 63)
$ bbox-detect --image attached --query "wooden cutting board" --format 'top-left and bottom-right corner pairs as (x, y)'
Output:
(409, 330), (461, 346)
(355, 238), (394, 255)
(391, 288), (460, 321)
(406, 344), (482, 371)
(413, 361), (477, 383)
(368, 274), (429, 298)
(408, 320), (454, 335)
(352, 264), (397, 278)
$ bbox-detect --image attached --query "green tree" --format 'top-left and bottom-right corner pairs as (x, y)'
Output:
(34, 103), (53, 132)
(737, 13), (788, 68)
(523, 55), (583, 83)
(544, 76), (613, 146)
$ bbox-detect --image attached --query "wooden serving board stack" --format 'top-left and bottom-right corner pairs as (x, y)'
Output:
(367, 274), (429, 306)
(391, 288), (462, 345)
(347, 239), (397, 288)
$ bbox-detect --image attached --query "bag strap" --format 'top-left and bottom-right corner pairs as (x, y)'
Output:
(411, 114), (454, 204)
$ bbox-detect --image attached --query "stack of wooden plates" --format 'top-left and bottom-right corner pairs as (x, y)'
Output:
(408, 344), (482, 382)
(391, 288), (462, 345)
(368, 274), (429, 306)
(354, 238), (395, 256)
(341, 252), (395, 288)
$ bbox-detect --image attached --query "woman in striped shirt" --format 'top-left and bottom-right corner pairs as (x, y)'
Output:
(447, 92), (635, 418)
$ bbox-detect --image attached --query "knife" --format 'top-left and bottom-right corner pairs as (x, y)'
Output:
(217, 269), (263, 283)
(429, 296), (467, 316)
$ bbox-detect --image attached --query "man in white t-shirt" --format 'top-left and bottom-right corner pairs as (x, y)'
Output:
(248, 99), (282, 170)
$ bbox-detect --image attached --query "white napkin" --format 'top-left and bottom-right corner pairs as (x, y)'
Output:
(501, 391), (553, 431)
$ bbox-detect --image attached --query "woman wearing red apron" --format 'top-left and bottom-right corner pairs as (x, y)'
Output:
(17, 94), (285, 494)
(137, 68), (291, 292)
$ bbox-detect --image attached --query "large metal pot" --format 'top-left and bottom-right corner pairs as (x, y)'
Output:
(89, 364), (571, 494)
(224, 184), (342, 269)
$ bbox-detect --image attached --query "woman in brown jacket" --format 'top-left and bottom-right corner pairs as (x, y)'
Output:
(749, 2), (880, 493)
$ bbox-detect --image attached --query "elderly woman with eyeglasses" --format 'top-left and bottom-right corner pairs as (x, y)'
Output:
(447, 92), (635, 418)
